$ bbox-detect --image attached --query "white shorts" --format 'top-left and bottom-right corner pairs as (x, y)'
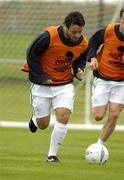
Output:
(30, 83), (75, 118)
(92, 78), (124, 107)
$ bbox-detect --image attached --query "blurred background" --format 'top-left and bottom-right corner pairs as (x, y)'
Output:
(0, 0), (124, 125)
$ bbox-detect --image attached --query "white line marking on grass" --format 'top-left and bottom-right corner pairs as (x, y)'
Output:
(1, 166), (50, 173)
(1, 156), (41, 162)
(0, 120), (124, 131)
(0, 121), (28, 128)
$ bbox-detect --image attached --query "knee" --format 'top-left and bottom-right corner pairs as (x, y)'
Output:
(93, 112), (104, 121)
(57, 111), (70, 124)
(39, 124), (48, 130)
(109, 112), (119, 121)
(37, 118), (50, 130)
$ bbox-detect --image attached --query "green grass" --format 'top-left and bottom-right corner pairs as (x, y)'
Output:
(0, 81), (31, 121)
(0, 127), (124, 180)
(0, 34), (35, 60)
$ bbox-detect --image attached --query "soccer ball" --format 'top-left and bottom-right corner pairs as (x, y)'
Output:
(85, 143), (109, 164)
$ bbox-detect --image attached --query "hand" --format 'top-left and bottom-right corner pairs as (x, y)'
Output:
(89, 57), (99, 70)
(42, 79), (53, 84)
(76, 68), (84, 80)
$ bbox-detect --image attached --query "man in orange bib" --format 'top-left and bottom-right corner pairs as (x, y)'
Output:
(25, 11), (88, 162)
(88, 8), (124, 145)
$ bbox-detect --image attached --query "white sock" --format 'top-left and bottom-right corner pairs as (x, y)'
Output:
(97, 138), (104, 144)
(32, 116), (38, 128)
(48, 122), (68, 157)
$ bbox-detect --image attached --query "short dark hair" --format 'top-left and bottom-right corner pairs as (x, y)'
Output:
(120, 8), (124, 18)
(64, 11), (85, 28)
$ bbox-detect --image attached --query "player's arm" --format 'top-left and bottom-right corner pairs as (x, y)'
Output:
(87, 27), (106, 70)
(118, 46), (124, 63)
(73, 49), (88, 80)
(27, 32), (52, 84)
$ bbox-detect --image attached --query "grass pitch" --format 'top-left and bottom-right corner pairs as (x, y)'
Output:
(1, 127), (124, 180)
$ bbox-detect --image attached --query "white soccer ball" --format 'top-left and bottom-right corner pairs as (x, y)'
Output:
(85, 143), (109, 164)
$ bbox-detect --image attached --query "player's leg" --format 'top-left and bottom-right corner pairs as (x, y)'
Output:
(29, 84), (52, 132)
(98, 84), (124, 143)
(29, 115), (50, 132)
(91, 78), (110, 121)
(92, 105), (107, 121)
(97, 83), (124, 144)
(47, 84), (74, 162)
(98, 102), (123, 143)
(91, 78), (110, 144)
(47, 108), (70, 162)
